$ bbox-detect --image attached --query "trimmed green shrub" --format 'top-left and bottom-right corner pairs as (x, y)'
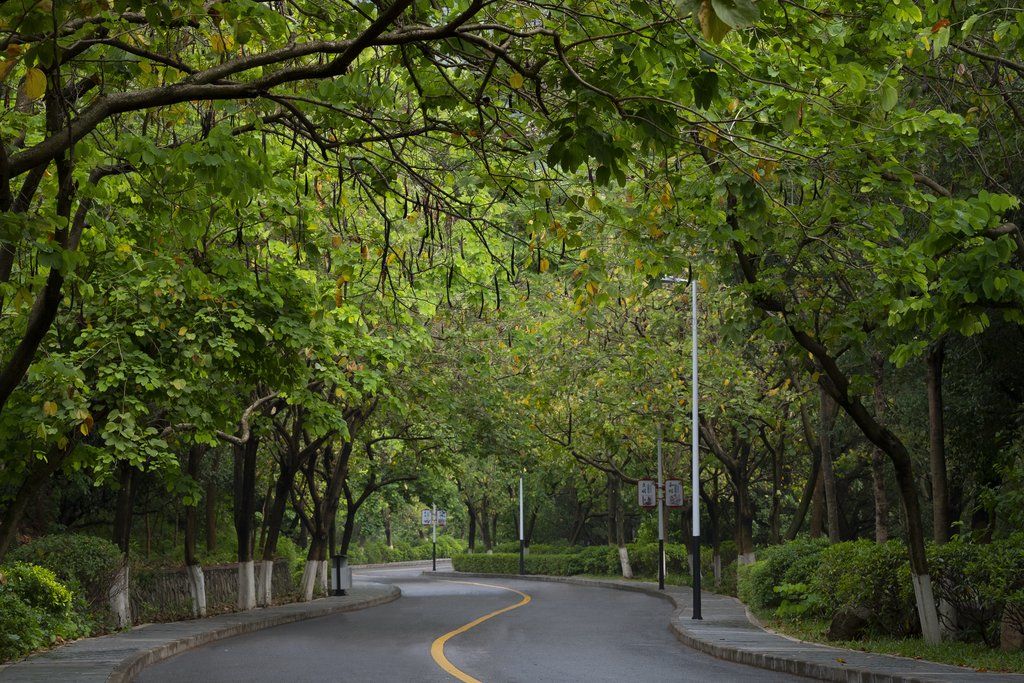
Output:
(0, 564), (83, 663)
(9, 534), (121, 611)
(0, 563), (73, 618)
(0, 593), (46, 662)
(737, 537), (828, 612)
(811, 540), (914, 635)
(452, 553), (577, 575)
(571, 546), (619, 574)
(929, 534), (1024, 646)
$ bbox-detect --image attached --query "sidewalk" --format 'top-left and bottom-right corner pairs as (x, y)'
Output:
(0, 581), (399, 683)
(432, 571), (1024, 683)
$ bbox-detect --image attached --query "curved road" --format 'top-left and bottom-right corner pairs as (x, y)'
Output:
(137, 563), (806, 682)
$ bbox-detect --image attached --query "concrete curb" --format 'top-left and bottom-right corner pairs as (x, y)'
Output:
(428, 571), (1022, 683)
(105, 585), (400, 683)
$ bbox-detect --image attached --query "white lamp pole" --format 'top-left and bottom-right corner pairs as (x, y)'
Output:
(690, 276), (702, 620)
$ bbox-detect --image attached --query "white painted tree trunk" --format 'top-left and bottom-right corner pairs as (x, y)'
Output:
(108, 563), (131, 628)
(237, 560), (256, 611)
(737, 551), (756, 565)
(299, 559), (319, 602)
(617, 545), (633, 579)
(317, 559), (328, 596)
(256, 560), (274, 607)
(938, 598), (957, 637)
(186, 564), (207, 618)
(912, 573), (943, 645)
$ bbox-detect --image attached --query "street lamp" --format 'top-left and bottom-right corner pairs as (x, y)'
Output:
(661, 273), (702, 620)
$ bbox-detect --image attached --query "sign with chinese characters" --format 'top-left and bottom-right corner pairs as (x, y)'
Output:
(421, 509), (433, 526)
(665, 480), (685, 508)
(436, 510), (447, 527)
(638, 480), (657, 508)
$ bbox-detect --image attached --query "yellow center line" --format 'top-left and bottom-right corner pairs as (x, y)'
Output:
(430, 580), (532, 683)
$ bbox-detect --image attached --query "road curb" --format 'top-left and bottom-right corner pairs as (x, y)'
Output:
(106, 584), (401, 683)
(428, 571), (1021, 683)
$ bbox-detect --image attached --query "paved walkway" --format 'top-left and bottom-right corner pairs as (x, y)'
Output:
(434, 571), (1024, 683)
(0, 581), (399, 683)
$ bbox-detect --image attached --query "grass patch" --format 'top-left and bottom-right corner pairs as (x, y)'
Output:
(753, 610), (1024, 674)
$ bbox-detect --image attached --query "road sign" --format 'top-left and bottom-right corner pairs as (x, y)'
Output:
(436, 510), (447, 527)
(421, 509), (432, 525)
(665, 480), (685, 508)
(638, 480), (657, 508)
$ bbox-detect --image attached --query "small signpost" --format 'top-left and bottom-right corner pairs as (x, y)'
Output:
(638, 480), (657, 508)
(421, 506), (446, 570)
(665, 480), (685, 508)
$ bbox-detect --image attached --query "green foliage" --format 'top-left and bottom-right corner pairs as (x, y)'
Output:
(452, 553), (577, 576)
(0, 563), (83, 663)
(812, 540), (915, 635)
(349, 537), (467, 565)
(736, 537), (828, 612)
(0, 563), (73, 618)
(8, 534), (121, 611)
(929, 535), (1024, 647)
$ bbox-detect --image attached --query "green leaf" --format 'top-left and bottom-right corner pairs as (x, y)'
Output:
(710, 0), (759, 28)
(880, 83), (898, 111)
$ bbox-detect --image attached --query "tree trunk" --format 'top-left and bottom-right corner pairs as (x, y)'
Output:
(233, 437), (259, 610)
(769, 431), (783, 545)
(871, 352), (890, 543)
(819, 388), (841, 543)
(785, 445), (821, 541)
(810, 467), (824, 538)
(479, 500), (493, 550)
(112, 462), (137, 554)
(205, 476), (218, 553)
(613, 478), (632, 578)
(733, 476), (755, 564)
(383, 504), (393, 548)
(926, 340), (950, 544)
(184, 446), (207, 617)
(606, 472), (617, 546)
(467, 501), (477, 552)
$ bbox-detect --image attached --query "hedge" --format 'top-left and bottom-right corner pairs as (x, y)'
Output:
(0, 563), (85, 663)
(9, 534), (122, 614)
(736, 535), (1024, 643)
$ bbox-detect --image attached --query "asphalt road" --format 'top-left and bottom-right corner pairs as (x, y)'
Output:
(137, 563), (805, 682)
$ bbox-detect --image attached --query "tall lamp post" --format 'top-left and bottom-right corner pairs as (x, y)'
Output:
(662, 273), (702, 620)
(519, 475), (525, 575)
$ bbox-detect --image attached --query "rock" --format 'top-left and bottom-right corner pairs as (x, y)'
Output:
(1001, 607), (1024, 652)
(828, 606), (872, 641)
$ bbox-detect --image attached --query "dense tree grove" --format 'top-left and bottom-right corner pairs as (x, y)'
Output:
(1, 0), (1022, 660)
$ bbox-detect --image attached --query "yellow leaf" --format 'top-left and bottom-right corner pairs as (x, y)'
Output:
(22, 67), (45, 101)
(539, 258), (550, 273)
(0, 59), (16, 82)
(509, 72), (524, 89)
(80, 422), (90, 436)
(210, 34), (233, 54)
(178, 327), (188, 336)
(43, 401), (58, 417)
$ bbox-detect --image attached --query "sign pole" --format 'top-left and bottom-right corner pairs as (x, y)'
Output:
(519, 476), (525, 575)
(691, 277), (702, 619)
(657, 430), (665, 591)
(432, 501), (437, 572)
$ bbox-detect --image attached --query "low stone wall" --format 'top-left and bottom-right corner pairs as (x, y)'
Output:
(130, 560), (293, 622)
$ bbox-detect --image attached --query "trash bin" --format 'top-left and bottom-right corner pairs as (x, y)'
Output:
(331, 555), (351, 596)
